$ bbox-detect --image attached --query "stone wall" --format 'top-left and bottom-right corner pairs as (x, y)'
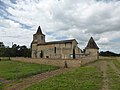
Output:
(2, 56), (98, 67)
(80, 56), (98, 65)
(11, 57), (82, 68)
(85, 49), (99, 60)
(32, 40), (81, 59)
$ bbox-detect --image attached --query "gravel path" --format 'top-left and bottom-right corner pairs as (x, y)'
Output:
(5, 68), (69, 90)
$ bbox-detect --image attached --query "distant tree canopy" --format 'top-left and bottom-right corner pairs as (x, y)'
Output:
(99, 51), (120, 57)
(0, 44), (31, 57)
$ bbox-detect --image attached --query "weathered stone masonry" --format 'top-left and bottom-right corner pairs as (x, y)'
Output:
(31, 26), (99, 60)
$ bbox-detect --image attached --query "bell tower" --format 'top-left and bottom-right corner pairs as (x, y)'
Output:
(32, 26), (45, 44)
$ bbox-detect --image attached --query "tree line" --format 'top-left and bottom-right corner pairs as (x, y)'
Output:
(1, 44), (119, 57)
(0, 44), (31, 57)
(99, 51), (120, 57)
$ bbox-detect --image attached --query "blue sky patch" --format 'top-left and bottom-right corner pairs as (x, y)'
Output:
(110, 38), (120, 42)
(10, 0), (17, 4)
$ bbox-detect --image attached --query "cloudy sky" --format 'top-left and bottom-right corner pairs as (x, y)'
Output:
(0, 0), (120, 53)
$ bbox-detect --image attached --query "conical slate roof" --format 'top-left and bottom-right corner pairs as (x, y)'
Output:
(85, 37), (99, 49)
(35, 26), (44, 35)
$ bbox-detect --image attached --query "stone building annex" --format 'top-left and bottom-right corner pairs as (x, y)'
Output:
(31, 26), (99, 60)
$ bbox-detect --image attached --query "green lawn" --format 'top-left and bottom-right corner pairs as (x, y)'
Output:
(107, 61), (120, 90)
(26, 66), (102, 90)
(0, 60), (59, 80)
(0, 83), (3, 90)
(112, 60), (120, 69)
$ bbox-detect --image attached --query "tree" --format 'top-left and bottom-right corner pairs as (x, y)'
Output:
(0, 44), (31, 57)
(0, 47), (5, 57)
(99, 51), (120, 57)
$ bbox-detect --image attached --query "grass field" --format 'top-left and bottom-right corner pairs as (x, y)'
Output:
(107, 60), (120, 90)
(26, 66), (102, 90)
(0, 60), (59, 80)
(113, 60), (120, 69)
(1, 57), (120, 90)
(0, 83), (3, 90)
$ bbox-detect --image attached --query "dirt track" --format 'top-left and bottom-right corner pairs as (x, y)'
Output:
(87, 58), (120, 90)
(5, 68), (69, 90)
(87, 60), (109, 90)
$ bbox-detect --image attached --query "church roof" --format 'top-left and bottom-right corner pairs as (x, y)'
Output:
(37, 39), (78, 45)
(35, 26), (45, 35)
(46, 39), (78, 44)
(85, 37), (99, 49)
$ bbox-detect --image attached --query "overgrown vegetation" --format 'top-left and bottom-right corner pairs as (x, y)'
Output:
(26, 67), (102, 90)
(0, 60), (58, 80)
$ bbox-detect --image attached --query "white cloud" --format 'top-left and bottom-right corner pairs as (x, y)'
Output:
(0, 0), (120, 53)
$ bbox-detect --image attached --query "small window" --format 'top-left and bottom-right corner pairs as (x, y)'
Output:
(54, 47), (56, 53)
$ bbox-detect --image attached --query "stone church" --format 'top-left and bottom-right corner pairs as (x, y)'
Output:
(31, 26), (99, 59)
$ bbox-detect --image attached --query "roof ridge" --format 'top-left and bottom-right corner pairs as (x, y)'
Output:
(46, 39), (76, 43)
(37, 39), (77, 45)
